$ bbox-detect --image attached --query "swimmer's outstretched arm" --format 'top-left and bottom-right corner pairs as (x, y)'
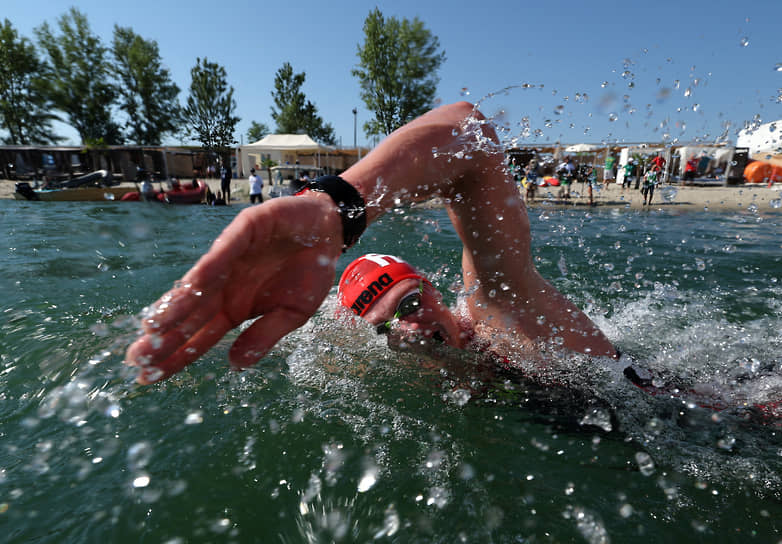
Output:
(126, 101), (612, 383)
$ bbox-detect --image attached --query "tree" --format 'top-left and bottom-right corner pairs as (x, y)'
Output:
(353, 9), (445, 137)
(34, 8), (122, 144)
(0, 19), (61, 145)
(182, 57), (240, 158)
(247, 121), (269, 143)
(261, 156), (277, 187)
(270, 62), (336, 145)
(112, 25), (181, 145)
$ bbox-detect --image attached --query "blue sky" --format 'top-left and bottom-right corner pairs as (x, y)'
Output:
(4, 0), (781, 148)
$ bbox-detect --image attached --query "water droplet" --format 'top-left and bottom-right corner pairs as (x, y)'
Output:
(608, 113), (618, 122)
(601, 81), (608, 88)
(695, 258), (706, 271)
(185, 411), (204, 425)
(357, 464), (379, 492)
(684, 87), (692, 97)
(717, 436), (736, 451)
(739, 36), (749, 47)
(635, 452), (655, 476)
(579, 408), (613, 432)
(660, 186), (678, 202)
(148, 334), (163, 350)
(128, 442), (153, 471)
(776, 63), (782, 72)
(448, 389), (472, 406)
(460, 87), (470, 96)
(132, 475), (151, 488)
(426, 486), (450, 508)
(770, 198), (781, 208)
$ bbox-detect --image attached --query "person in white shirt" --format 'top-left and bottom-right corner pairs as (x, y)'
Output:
(248, 168), (263, 204)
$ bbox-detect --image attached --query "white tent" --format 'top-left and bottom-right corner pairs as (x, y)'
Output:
(238, 134), (335, 178)
(737, 120), (782, 158)
(564, 143), (601, 153)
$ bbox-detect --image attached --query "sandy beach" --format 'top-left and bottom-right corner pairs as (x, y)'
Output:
(3, 177), (781, 212)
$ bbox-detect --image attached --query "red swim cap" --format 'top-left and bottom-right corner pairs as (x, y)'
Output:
(338, 254), (427, 316)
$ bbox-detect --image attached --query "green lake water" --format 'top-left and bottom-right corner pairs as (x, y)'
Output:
(1, 198), (781, 542)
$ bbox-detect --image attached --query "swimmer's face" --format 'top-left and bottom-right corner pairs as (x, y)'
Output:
(361, 278), (463, 350)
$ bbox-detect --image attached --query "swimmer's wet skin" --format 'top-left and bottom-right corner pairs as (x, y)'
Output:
(123, 102), (780, 423)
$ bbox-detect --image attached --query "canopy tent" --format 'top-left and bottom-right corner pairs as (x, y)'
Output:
(737, 121), (782, 157)
(564, 143), (601, 153)
(238, 134), (335, 178)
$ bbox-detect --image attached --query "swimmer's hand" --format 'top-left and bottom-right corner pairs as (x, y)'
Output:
(125, 193), (343, 384)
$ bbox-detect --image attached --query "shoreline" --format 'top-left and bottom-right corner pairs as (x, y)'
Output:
(3, 178), (781, 212)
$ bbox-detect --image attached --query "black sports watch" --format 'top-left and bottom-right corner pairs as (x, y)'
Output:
(300, 175), (367, 252)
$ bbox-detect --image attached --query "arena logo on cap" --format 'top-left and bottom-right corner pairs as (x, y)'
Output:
(350, 273), (394, 315)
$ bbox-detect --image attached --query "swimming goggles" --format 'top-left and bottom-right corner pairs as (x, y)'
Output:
(375, 282), (424, 335)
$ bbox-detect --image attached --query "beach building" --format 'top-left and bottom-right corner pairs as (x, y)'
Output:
(0, 145), (210, 182)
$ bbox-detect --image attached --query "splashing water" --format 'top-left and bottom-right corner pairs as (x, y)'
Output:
(659, 185), (678, 202)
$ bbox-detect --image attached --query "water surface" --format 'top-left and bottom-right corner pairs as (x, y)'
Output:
(1, 200), (780, 542)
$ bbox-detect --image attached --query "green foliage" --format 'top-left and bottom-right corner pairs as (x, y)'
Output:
(34, 7), (122, 144)
(112, 25), (181, 145)
(182, 57), (240, 155)
(270, 62), (336, 145)
(247, 121), (270, 143)
(352, 8), (445, 137)
(0, 19), (61, 145)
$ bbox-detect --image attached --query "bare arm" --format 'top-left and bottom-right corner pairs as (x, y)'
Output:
(343, 101), (615, 356)
(126, 101), (612, 384)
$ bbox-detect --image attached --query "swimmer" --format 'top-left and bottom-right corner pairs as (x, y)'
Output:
(125, 101), (616, 384)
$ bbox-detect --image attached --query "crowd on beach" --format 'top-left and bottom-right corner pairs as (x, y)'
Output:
(510, 151), (669, 207)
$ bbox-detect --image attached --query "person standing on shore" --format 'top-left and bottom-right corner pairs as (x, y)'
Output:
(220, 160), (232, 203)
(641, 166), (658, 205)
(622, 160), (634, 191)
(557, 156), (576, 199)
(524, 159), (539, 202)
(651, 153), (666, 182)
(248, 168), (264, 204)
(604, 154), (616, 184)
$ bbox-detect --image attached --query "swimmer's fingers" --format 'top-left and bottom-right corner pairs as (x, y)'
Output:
(135, 313), (233, 384)
(127, 303), (223, 371)
(140, 287), (223, 339)
(228, 307), (311, 369)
